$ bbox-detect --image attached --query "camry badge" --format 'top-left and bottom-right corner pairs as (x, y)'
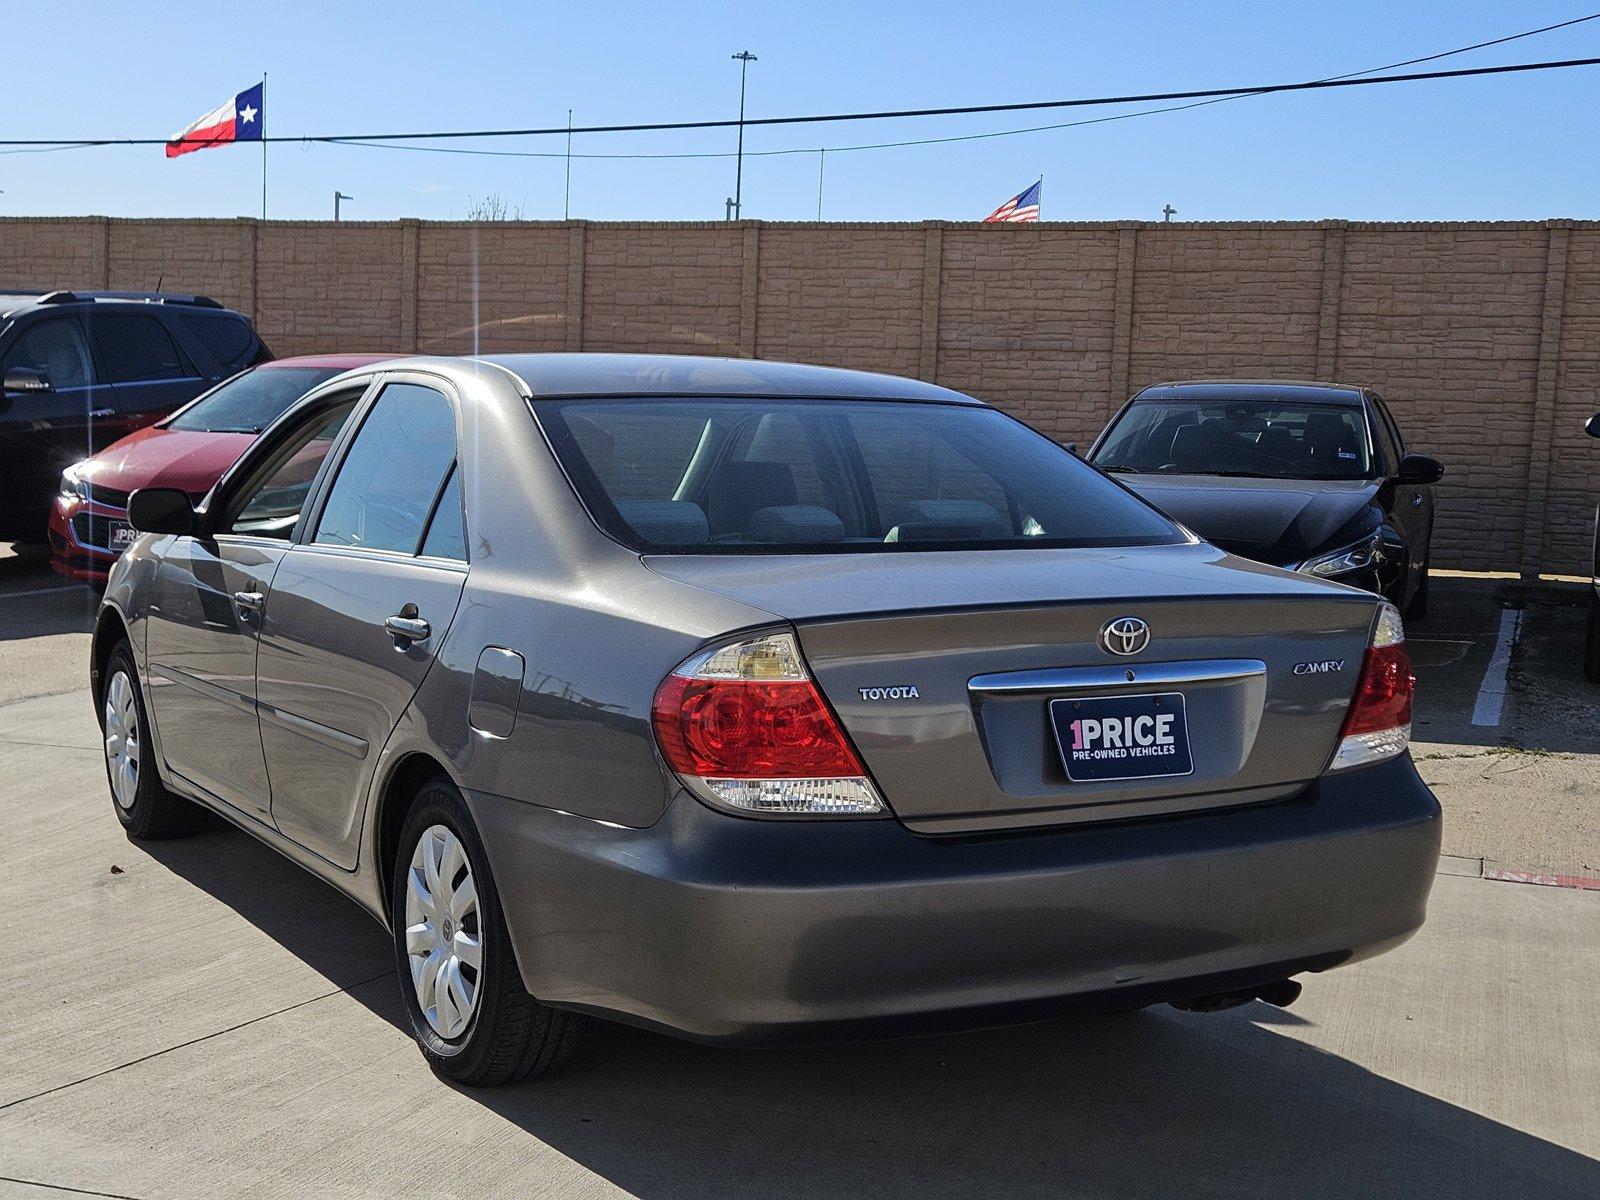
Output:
(1099, 616), (1151, 657)
(1293, 660), (1346, 675)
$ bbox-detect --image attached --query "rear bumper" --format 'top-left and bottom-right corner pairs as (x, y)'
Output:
(468, 753), (1441, 1044)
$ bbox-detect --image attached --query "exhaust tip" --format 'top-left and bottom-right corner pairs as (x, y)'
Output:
(1169, 977), (1303, 1014)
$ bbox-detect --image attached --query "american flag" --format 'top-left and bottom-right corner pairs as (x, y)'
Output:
(982, 179), (1041, 223)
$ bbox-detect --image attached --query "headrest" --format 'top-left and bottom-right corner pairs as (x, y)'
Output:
(1169, 423), (1218, 470)
(746, 504), (845, 544)
(615, 500), (709, 546)
(705, 461), (798, 534)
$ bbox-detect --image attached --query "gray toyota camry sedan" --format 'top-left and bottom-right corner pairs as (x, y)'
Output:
(93, 353), (1440, 1085)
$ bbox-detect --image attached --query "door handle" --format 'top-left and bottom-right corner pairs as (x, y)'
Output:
(385, 614), (432, 644)
(88, 408), (116, 419)
(233, 590), (265, 616)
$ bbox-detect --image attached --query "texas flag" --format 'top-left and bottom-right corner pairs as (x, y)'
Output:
(166, 82), (264, 157)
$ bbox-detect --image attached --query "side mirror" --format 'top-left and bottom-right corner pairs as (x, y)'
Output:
(1585, 413), (1600, 438)
(1396, 453), (1444, 485)
(3, 366), (52, 396)
(127, 487), (197, 536)
(1065, 442), (1079, 456)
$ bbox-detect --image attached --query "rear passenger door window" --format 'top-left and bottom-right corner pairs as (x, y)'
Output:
(418, 463), (467, 562)
(87, 313), (198, 383)
(314, 382), (457, 555)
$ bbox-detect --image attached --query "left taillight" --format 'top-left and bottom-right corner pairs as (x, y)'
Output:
(651, 631), (886, 817)
(1330, 600), (1415, 771)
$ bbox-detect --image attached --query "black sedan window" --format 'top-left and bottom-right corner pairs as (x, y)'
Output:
(538, 397), (1182, 554)
(1093, 399), (1371, 480)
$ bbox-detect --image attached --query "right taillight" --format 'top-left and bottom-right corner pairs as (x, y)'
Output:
(1330, 600), (1415, 771)
(651, 632), (886, 817)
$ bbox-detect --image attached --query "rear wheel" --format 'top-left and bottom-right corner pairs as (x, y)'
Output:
(102, 642), (206, 839)
(390, 778), (584, 1085)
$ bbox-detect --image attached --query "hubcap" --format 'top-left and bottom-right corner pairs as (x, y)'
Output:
(404, 824), (483, 1039)
(104, 670), (140, 811)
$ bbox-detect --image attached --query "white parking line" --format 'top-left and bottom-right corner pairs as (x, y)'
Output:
(1470, 608), (1523, 727)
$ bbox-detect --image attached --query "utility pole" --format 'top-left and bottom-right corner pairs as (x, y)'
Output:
(730, 50), (757, 219)
(564, 109), (573, 220)
(1162, 204), (1177, 222)
(334, 191), (353, 221)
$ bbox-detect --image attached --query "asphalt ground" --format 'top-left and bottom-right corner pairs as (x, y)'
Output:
(1, 541), (1596, 1198)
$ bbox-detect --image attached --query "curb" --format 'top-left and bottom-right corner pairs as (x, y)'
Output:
(1437, 853), (1600, 891)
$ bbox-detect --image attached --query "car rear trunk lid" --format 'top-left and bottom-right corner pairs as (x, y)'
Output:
(646, 544), (1379, 833)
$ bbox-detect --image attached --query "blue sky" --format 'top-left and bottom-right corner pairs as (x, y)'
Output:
(5, 1), (1600, 223)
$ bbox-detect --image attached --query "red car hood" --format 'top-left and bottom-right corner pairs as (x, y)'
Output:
(81, 425), (257, 499)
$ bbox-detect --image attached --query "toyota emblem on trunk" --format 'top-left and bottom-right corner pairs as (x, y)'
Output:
(1099, 616), (1150, 657)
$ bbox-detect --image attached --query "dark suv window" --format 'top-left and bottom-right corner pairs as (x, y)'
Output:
(177, 312), (259, 373)
(314, 382), (458, 554)
(87, 313), (197, 384)
(1, 317), (94, 389)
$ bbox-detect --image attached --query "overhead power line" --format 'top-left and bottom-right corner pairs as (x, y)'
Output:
(3, 54), (1600, 153)
(330, 11), (1600, 164)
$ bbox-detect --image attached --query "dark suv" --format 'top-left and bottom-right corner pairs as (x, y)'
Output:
(0, 290), (270, 543)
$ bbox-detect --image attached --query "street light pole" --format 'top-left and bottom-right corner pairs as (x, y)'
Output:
(334, 191), (354, 221)
(730, 50), (757, 220)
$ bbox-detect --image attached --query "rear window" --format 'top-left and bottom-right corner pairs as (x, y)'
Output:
(177, 312), (259, 373)
(537, 398), (1181, 554)
(167, 366), (340, 433)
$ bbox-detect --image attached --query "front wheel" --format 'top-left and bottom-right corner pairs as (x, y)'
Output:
(390, 779), (585, 1085)
(101, 642), (206, 839)
(1406, 554), (1431, 621)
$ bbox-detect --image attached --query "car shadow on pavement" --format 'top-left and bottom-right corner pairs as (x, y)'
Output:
(469, 1009), (1598, 1199)
(140, 819), (1599, 1199)
(133, 821), (401, 1013)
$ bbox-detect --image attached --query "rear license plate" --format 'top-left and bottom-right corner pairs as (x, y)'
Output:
(1049, 692), (1194, 782)
(109, 521), (137, 551)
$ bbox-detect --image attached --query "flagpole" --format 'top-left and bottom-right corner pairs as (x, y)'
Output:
(261, 72), (268, 221)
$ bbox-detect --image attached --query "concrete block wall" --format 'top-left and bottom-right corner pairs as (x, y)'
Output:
(1, 215), (1596, 574)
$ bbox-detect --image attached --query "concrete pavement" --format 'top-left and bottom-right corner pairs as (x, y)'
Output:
(1, 549), (1598, 1197)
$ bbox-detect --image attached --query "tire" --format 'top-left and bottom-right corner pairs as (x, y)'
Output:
(1406, 555), (1430, 621)
(101, 641), (207, 839)
(390, 778), (585, 1086)
(1584, 588), (1600, 685)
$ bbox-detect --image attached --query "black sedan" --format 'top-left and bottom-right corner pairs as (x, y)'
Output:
(1088, 381), (1443, 616)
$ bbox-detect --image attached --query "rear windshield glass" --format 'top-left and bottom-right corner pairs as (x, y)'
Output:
(1091, 398), (1372, 480)
(167, 367), (339, 433)
(537, 398), (1182, 554)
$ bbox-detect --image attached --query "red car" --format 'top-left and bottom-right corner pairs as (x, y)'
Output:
(50, 354), (392, 585)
